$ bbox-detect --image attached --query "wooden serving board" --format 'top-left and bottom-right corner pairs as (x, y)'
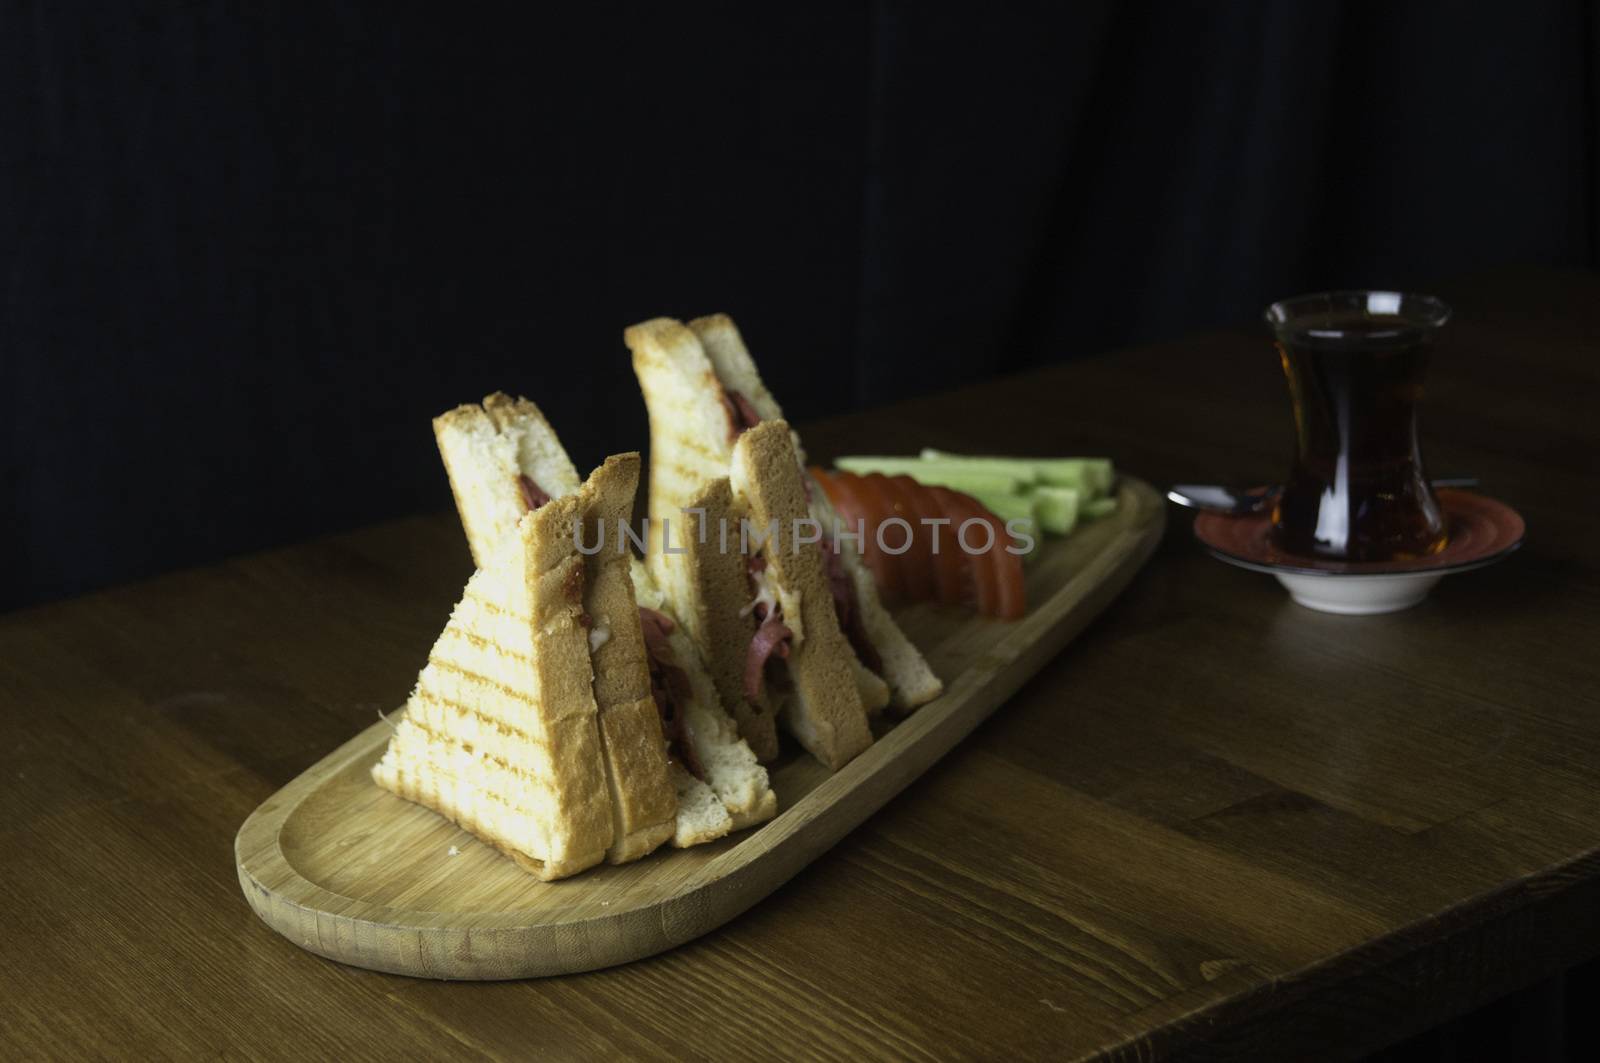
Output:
(235, 477), (1165, 979)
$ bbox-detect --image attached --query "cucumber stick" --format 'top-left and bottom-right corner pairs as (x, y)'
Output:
(1028, 485), (1079, 535)
(832, 457), (1025, 495)
(917, 449), (1114, 497)
(969, 489), (1033, 522)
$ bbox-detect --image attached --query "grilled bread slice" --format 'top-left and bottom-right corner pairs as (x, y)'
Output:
(626, 318), (737, 532)
(687, 313), (792, 447)
(628, 319), (784, 760)
(435, 392), (773, 844)
(576, 453), (678, 863)
(371, 494), (614, 880)
(731, 420), (874, 770)
(435, 392), (584, 569)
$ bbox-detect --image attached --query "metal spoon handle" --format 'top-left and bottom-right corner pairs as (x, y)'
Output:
(1167, 477), (1480, 515)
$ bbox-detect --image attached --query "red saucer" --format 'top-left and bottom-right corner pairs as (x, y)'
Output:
(1193, 489), (1525, 576)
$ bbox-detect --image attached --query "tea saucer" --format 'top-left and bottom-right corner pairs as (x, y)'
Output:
(1192, 489), (1525, 614)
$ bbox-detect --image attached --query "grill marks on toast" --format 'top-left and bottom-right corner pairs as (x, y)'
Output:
(657, 440), (729, 470)
(422, 658), (540, 707)
(434, 628), (535, 666)
(373, 492), (616, 881)
(411, 693), (537, 743)
(397, 719), (548, 781)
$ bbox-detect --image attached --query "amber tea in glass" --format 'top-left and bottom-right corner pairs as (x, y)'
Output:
(1265, 291), (1451, 562)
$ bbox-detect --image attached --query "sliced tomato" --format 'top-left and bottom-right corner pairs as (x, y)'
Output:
(930, 486), (1027, 619)
(974, 505), (1027, 620)
(927, 486), (986, 613)
(881, 473), (939, 603)
(859, 472), (918, 603)
(810, 468), (901, 602)
(919, 483), (969, 607)
(818, 469), (1024, 619)
(848, 471), (906, 603)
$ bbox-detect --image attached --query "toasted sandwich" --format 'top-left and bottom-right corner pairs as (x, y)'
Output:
(371, 476), (622, 880)
(690, 314), (942, 711)
(432, 393), (776, 846)
(628, 316), (942, 752)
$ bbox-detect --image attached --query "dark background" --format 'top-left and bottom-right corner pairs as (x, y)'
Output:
(3, 1), (1595, 611)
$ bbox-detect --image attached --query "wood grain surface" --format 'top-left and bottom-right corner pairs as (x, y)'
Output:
(235, 479), (1164, 979)
(3, 266), (1599, 1060)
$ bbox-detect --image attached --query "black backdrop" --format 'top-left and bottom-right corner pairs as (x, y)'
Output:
(4, 2), (1595, 610)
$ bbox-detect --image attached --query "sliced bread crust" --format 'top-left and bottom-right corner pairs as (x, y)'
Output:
(434, 391), (582, 568)
(688, 313), (785, 426)
(731, 420), (873, 771)
(575, 453), (677, 864)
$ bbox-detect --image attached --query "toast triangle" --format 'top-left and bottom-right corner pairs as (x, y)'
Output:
(732, 420), (873, 770)
(371, 493), (614, 880)
(433, 392), (775, 846)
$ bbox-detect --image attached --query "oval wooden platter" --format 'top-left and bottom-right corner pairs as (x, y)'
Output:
(236, 477), (1165, 979)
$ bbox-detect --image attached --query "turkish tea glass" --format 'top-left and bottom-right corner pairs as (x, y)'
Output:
(1265, 291), (1451, 562)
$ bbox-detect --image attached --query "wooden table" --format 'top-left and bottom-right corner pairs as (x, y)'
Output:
(3, 266), (1597, 1060)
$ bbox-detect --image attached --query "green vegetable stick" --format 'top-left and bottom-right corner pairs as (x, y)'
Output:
(1029, 485), (1080, 535)
(966, 491), (1039, 554)
(968, 490), (1035, 524)
(918, 450), (1114, 497)
(833, 457), (1025, 495)
(905, 454), (1044, 482)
